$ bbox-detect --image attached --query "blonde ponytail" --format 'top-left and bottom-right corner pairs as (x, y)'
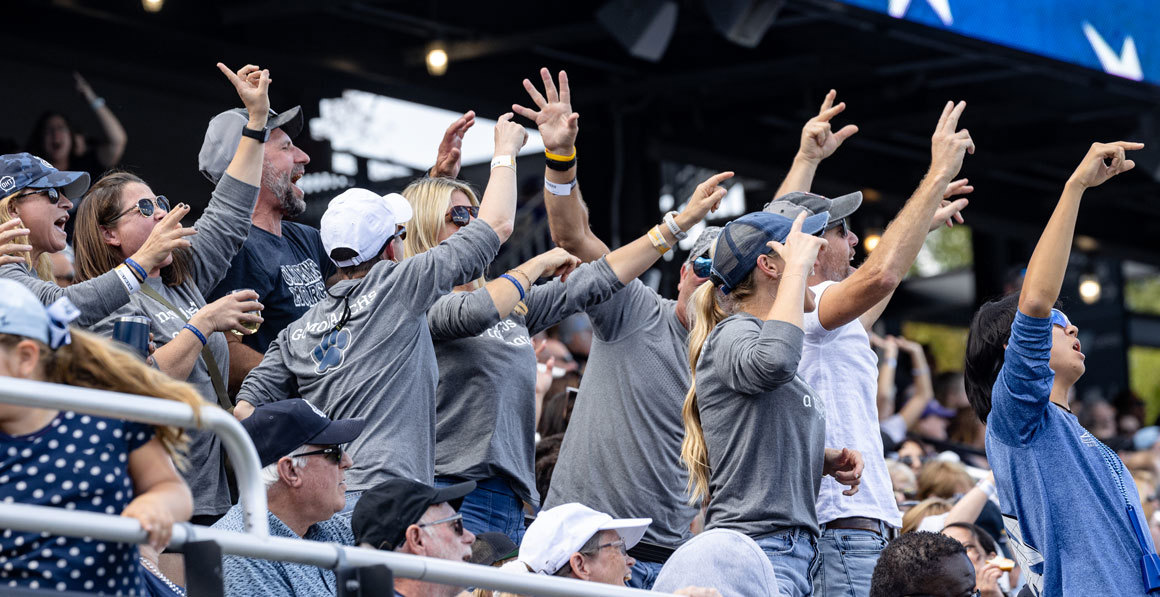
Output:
(680, 273), (758, 506)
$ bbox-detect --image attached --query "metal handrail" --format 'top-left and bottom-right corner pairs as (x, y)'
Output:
(0, 377), (268, 537)
(0, 503), (675, 596)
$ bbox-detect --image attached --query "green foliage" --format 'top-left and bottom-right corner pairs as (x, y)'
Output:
(900, 321), (968, 374)
(1130, 346), (1160, 423)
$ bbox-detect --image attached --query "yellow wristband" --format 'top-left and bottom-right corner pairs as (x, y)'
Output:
(545, 147), (577, 161)
(647, 225), (671, 255)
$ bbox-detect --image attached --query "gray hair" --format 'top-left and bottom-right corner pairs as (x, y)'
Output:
(258, 444), (312, 489)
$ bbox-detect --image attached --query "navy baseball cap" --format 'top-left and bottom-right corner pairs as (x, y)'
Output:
(352, 478), (476, 551)
(764, 190), (862, 222)
(711, 210), (829, 294)
(0, 153), (90, 200)
(240, 399), (365, 467)
(198, 106), (304, 184)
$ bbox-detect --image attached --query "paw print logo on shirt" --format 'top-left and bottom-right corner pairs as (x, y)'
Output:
(312, 328), (351, 374)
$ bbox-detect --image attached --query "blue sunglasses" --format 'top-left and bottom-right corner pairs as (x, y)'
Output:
(692, 256), (712, 278)
(1050, 309), (1072, 329)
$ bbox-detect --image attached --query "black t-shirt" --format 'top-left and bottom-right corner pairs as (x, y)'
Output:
(207, 221), (335, 354)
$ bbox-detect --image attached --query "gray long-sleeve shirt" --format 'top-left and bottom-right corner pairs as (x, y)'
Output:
(695, 314), (826, 537)
(0, 261), (129, 328)
(236, 219), (502, 490)
(543, 280), (697, 549)
(88, 173), (259, 516)
(429, 258), (622, 506)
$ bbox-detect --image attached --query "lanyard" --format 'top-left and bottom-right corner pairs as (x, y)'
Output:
(1094, 436), (1160, 591)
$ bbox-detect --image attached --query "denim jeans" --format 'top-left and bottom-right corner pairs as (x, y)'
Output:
(435, 476), (526, 545)
(811, 526), (888, 597)
(754, 527), (819, 597)
(626, 559), (664, 590)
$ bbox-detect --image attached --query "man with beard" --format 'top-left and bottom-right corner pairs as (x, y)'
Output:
(199, 107), (475, 394)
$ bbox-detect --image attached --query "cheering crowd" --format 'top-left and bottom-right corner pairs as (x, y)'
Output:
(0, 60), (1157, 597)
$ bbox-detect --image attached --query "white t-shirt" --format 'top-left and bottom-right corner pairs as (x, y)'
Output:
(801, 280), (903, 527)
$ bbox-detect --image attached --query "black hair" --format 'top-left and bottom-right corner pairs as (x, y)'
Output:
(870, 531), (968, 597)
(25, 111), (73, 159)
(943, 522), (998, 558)
(964, 293), (1063, 423)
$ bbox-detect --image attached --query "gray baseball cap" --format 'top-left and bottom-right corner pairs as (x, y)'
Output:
(198, 106), (304, 184)
(685, 226), (722, 264)
(764, 190), (862, 222)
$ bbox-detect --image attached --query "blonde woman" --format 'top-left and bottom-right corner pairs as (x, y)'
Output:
(0, 153), (187, 326)
(679, 211), (863, 597)
(0, 280), (198, 594)
(405, 171), (730, 544)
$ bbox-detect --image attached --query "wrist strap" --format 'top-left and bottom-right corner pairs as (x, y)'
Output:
(544, 178), (577, 196)
(183, 323), (207, 346)
(124, 258), (147, 281)
(491, 155), (516, 171)
(663, 211), (687, 241)
(647, 225), (671, 255)
(499, 274), (526, 301)
(113, 265), (141, 294)
(545, 147), (576, 161)
(882, 358), (897, 368)
(90, 97), (106, 110)
(139, 284), (231, 410)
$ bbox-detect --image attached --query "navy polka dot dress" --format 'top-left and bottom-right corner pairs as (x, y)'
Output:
(1, 411), (154, 595)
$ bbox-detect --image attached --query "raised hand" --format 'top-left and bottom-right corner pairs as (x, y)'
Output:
(797, 89), (859, 163)
(73, 71), (97, 103)
(930, 101), (975, 181)
(128, 204), (197, 273)
(823, 447), (865, 496)
(493, 112), (530, 157)
(512, 68), (579, 155)
(1068, 141), (1144, 189)
(929, 178), (974, 231)
(532, 247), (582, 282)
(216, 63), (270, 128)
(0, 218), (32, 266)
(768, 212), (829, 276)
(430, 111), (476, 179)
(675, 172), (734, 229)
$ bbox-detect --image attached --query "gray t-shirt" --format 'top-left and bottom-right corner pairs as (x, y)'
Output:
(0, 260), (129, 328)
(695, 314), (826, 537)
(89, 173), (259, 517)
(429, 258), (622, 506)
(236, 219), (501, 490)
(543, 280), (696, 549)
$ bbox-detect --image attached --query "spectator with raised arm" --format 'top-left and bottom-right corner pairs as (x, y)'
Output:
(25, 72), (128, 174)
(766, 98), (975, 597)
(964, 140), (1157, 596)
(516, 67), (726, 588)
(234, 114), (529, 520)
(680, 211), (864, 597)
(72, 62), (270, 525)
(409, 165), (727, 544)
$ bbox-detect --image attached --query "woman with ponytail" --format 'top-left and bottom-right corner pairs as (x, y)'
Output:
(0, 279), (197, 594)
(679, 211), (864, 597)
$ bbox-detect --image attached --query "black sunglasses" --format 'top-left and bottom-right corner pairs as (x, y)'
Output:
(15, 187), (65, 205)
(692, 255), (712, 278)
(447, 205), (479, 227)
(108, 196), (171, 225)
(825, 218), (850, 238)
(297, 445), (344, 465)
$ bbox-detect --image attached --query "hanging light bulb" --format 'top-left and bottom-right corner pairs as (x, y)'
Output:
(426, 42), (449, 76)
(1079, 273), (1101, 304)
(142, 0), (163, 13)
(863, 229), (883, 252)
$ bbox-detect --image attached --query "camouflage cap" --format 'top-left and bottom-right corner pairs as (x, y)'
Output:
(0, 153), (91, 200)
(685, 225), (722, 264)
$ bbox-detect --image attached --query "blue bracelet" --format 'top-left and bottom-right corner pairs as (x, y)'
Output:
(183, 323), (207, 346)
(124, 258), (147, 281)
(499, 274), (525, 301)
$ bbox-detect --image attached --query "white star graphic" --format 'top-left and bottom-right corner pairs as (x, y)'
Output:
(1082, 22), (1143, 81)
(888, 0), (953, 26)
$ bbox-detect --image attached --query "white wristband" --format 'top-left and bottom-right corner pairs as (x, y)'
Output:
(544, 178), (577, 196)
(113, 264), (141, 295)
(663, 211), (687, 241)
(491, 155), (516, 171)
(977, 478), (997, 499)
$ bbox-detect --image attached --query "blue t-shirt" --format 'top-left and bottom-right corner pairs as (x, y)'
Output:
(987, 310), (1156, 596)
(0, 411), (154, 595)
(207, 222), (335, 354)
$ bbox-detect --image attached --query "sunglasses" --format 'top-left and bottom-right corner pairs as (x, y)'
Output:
(389, 225), (407, 242)
(108, 196), (171, 224)
(825, 218), (850, 238)
(297, 445), (344, 465)
(417, 513), (465, 536)
(15, 187), (65, 205)
(1050, 309), (1072, 329)
(692, 255), (712, 278)
(446, 205), (479, 227)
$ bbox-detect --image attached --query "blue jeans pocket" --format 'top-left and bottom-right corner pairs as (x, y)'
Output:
(835, 532), (887, 554)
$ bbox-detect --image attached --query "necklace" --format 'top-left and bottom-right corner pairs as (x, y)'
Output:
(139, 556), (186, 596)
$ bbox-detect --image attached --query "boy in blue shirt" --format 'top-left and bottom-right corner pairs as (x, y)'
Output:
(964, 140), (1157, 596)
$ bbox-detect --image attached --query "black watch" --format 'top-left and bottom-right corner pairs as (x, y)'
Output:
(241, 126), (269, 143)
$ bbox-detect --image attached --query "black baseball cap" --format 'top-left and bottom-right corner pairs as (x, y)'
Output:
(352, 479), (476, 551)
(240, 399), (365, 467)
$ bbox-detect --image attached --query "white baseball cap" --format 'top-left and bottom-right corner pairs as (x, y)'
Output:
(320, 188), (413, 267)
(519, 503), (651, 575)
